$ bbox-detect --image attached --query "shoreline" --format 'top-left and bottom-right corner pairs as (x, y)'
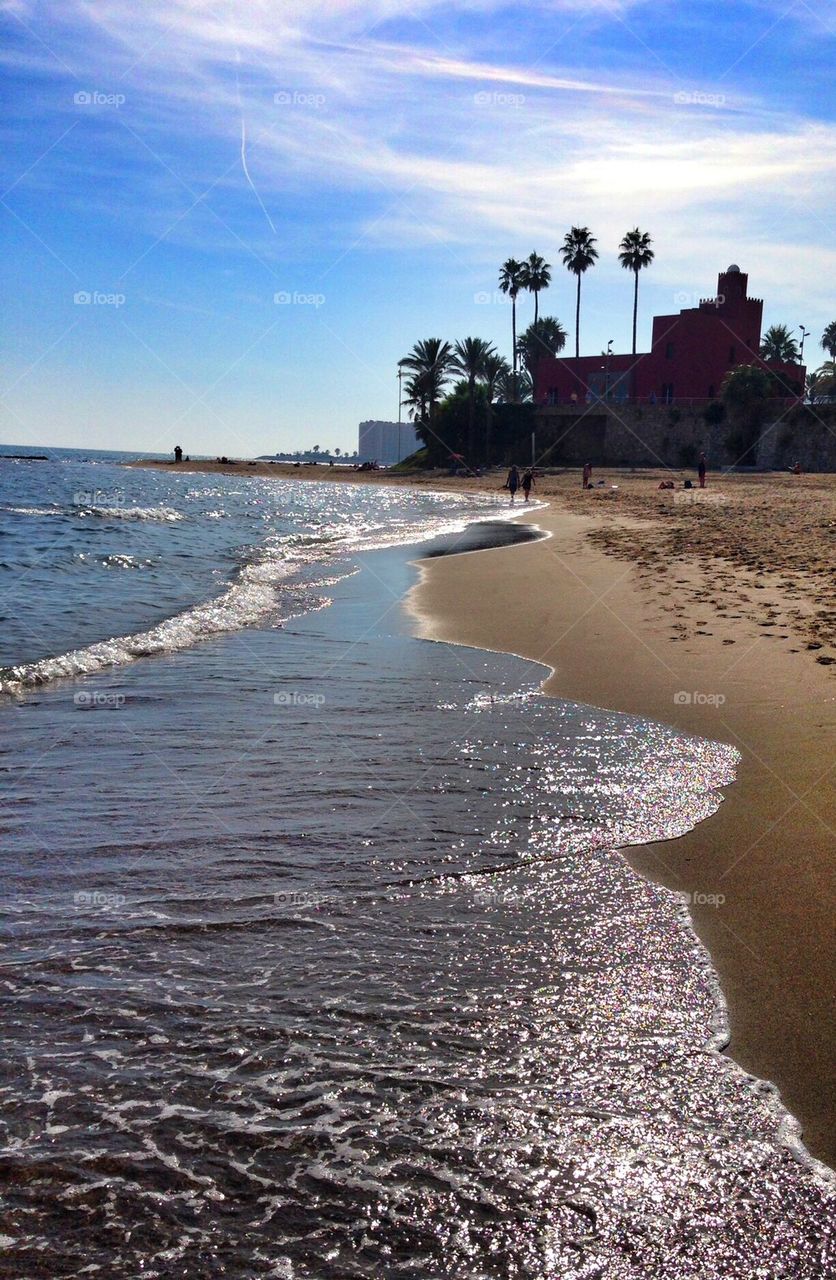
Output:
(129, 456), (835, 1165)
(407, 500), (835, 1168)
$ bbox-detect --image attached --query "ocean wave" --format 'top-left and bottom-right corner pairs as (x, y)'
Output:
(82, 504), (185, 522)
(0, 502), (521, 696)
(0, 560), (297, 693)
(1, 503), (184, 521)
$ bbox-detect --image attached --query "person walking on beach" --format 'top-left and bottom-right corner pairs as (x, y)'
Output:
(582, 462), (592, 489)
(521, 468), (534, 502)
(698, 452), (707, 489)
(505, 465), (520, 503)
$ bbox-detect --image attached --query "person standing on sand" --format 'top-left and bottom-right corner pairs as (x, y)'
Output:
(582, 462), (592, 489)
(522, 468), (534, 502)
(698, 452), (707, 488)
(505, 465), (520, 503)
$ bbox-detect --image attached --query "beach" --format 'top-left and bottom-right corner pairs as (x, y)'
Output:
(2, 452), (834, 1274)
(133, 458), (836, 1165)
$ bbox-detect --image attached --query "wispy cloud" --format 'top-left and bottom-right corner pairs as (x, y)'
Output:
(2, 0), (834, 451)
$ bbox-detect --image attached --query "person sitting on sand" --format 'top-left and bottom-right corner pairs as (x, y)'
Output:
(505, 465), (520, 503)
(790, 460), (802, 475)
(521, 468), (534, 502)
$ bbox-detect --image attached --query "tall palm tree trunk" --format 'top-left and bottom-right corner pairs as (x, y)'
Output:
(575, 275), (581, 360)
(534, 290), (539, 324)
(485, 401), (492, 465)
(632, 269), (639, 356)
(467, 376), (476, 462)
(512, 299), (517, 401)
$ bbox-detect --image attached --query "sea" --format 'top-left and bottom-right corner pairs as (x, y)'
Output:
(0, 447), (833, 1278)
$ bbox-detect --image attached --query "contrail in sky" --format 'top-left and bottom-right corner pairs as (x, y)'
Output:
(235, 51), (277, 235)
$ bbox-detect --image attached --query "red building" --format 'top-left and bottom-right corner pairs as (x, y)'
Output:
(534, 266), (805, 406)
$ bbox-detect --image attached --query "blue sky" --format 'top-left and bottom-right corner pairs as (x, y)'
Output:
(1, 0), (834, 456)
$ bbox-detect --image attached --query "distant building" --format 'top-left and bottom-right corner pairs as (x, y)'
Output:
(358, 420), (420, 466)
(534, 266), (805, 405)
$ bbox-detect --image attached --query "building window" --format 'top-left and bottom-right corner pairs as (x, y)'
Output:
(665, 341), (675, 359)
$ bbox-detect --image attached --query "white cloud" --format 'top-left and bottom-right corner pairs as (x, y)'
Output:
(5, 1), (835, 315)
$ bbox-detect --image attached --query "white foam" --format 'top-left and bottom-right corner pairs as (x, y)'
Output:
(0, 495), (510, 696)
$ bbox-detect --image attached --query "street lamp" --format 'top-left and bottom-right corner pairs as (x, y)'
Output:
(799, 325), (809, 364)
(397, 361), (406, 464)
(605, 339), (614, 401)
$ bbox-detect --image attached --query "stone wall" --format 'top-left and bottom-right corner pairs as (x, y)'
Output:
(534, 402), (836, 471)
(756, 405), (836, 472)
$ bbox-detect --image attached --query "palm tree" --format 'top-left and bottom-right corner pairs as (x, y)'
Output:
(617, 227), (654, 356)
(760, 324), (801, 363)
(560, 227), (599, 359)
(452, 337), (497, 462)
(401, 371), (432, 424)
(498, 258), (526, 398)
(516, 316), (567, 378)
(521, 252), (551, 324)
(497, 368), (533, 403)
(399, 338), (454, 439)
(481, 352), (510, 465)
(821, 321), (836, 359)
(809, 361), (836, 402)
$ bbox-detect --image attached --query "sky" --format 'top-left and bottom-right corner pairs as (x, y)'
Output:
(1, 0), (834, 457)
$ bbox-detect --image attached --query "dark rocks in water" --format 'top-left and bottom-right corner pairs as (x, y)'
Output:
(1, 454), (49, 461)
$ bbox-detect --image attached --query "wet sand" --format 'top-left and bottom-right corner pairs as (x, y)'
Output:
(408, 501), (836, 1167)
(131, 457), (836, 1165)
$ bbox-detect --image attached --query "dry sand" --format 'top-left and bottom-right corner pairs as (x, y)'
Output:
(132, 458), (836, 1165)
